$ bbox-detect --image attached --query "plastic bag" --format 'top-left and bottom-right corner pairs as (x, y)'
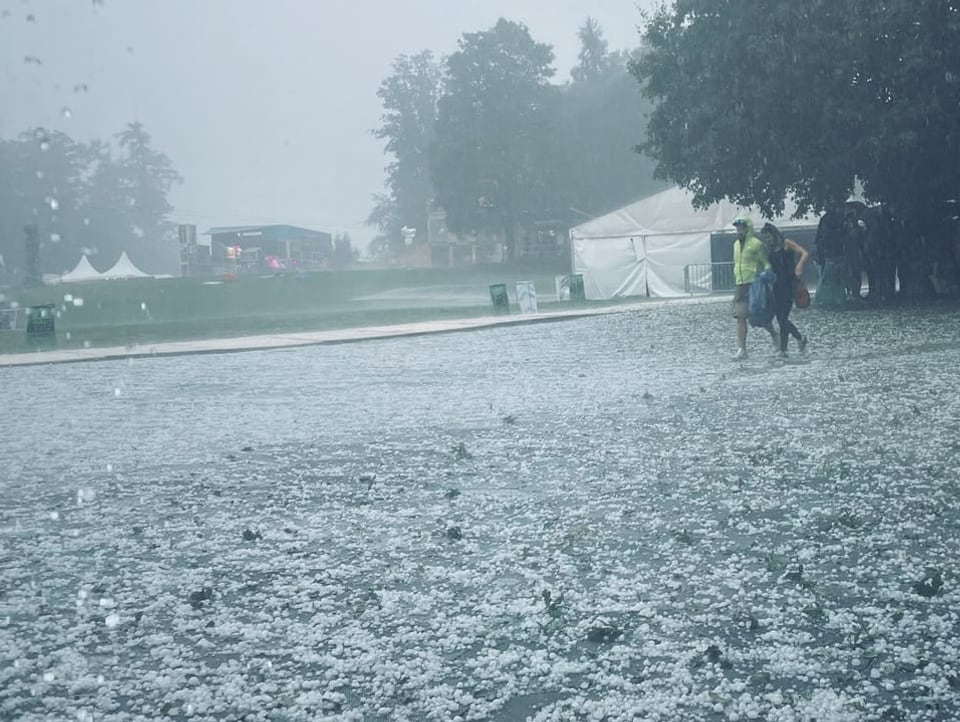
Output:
(748, 270), (776, 327)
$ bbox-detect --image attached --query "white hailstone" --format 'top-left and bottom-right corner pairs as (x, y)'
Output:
(114, 388), (122, 398)
(49, 511), (60, 520)
(43, 671), (55, 682)
(105, 613), (120, 627)
(98, 598), (115, 609)
(73, 297), (84, 307)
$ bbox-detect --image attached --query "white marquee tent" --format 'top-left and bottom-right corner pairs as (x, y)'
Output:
(100, 251), (151, 280)
(570, 186), (821, 300)
(60, 255), (104, 283)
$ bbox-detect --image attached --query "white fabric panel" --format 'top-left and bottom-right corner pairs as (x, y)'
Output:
(569, 185), (822, 300)
(572, 236), (647, 300)
(644, 233), (712, 297)
(571, 186), (821, 239)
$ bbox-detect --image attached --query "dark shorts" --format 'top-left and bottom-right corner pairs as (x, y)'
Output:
(732, 284), (750, 319)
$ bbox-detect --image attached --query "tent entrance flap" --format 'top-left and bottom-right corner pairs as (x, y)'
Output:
(572, 235), (647, 300)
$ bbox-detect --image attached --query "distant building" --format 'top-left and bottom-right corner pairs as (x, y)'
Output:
(426, 210), (571, 267)
(202, 225), (333, 275)
(427, 210), (503, 267)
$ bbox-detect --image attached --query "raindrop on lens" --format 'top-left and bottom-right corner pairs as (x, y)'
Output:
(62, 107), (72, 119)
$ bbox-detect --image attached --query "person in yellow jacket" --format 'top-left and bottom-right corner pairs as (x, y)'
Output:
(731, 216), (776, 359)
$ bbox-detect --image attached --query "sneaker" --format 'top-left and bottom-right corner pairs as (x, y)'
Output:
(733, 348), (748, 361)
(798, 336), (808, 354)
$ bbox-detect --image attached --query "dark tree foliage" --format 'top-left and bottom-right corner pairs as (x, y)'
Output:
(571, 17), (613, 83)
(0, 129), (89, 277)
(369, 51), (442, 251)
(430, 19), (559, 259)
(83, 122), (182, 273)
(632, 0), (960, 232)
(370, 18), (664, 260)
(557, 45), (666, 219)
(0, 122), (181, 280)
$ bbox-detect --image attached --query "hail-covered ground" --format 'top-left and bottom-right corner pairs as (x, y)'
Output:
(2, 299), (960, 722)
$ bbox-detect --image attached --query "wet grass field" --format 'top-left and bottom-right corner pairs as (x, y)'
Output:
(2, 300), (960, 721)
(0, 267), (569, 354)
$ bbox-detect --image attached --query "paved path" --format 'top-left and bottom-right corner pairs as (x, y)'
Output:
(0, 296), (725, 368)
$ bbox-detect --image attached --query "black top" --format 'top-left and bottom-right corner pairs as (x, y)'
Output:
(769, 247), (796, 297)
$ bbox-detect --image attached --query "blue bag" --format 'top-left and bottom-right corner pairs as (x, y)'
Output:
(748, 270), (777, 327)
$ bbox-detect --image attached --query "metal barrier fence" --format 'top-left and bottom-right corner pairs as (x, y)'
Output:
(683, 262), (735, 294)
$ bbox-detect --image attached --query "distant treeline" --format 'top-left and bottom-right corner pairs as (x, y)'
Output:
(0, 121), (181, 281)
(368, 17), (666, 260)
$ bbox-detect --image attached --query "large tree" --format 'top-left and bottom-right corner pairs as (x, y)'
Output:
(430, 18), (558, 259)
(571, 16), (613, 83)
(0, 123), (181, 281)
(369, 51), (442, 252)
(631, 0), (960, 232)
(556, 22), (665, 219)
(82, 122), (182, 273)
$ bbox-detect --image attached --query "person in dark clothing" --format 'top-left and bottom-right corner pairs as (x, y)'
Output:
(760, 222), (811, 357)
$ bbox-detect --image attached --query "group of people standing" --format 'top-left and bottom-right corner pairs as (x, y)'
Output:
(731, 216), (810, 360)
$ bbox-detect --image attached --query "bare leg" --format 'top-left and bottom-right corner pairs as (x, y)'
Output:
(737, 318), (747, 350)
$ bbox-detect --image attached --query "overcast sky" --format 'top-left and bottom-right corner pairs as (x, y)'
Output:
(1, 0), (655, 249)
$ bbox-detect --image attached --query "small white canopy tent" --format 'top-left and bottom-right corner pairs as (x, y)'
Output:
(570, 186), (821, 299)
(60, 255), (104, 283)
(100, 251), (151, 280)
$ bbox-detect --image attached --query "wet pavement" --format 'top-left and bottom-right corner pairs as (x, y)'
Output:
(2, 299), (960, 721)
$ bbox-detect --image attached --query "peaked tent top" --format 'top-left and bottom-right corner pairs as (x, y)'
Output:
(60, 254), (104, 283)
(570, 186), (822, 240)
(101, 251), (151, 280)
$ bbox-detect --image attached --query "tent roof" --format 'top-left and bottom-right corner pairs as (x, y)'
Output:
(60, 254), (103, 283)
(570, 186), (821, 240)
(101, 251), (151, 280)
